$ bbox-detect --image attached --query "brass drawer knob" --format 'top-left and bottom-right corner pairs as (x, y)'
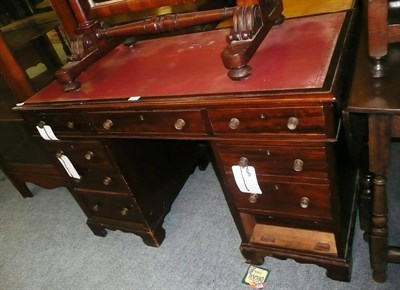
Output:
(85, 151), (94, 160)
(103, 119), (113, 130)
(238, 157), (249, 168)
(120, 207), (129, 216)
(174, 118), (186, 130)
(249, 193), (259, 204)
(103, 176), (112, 186)
(287, 116), (299, 130)
(66, 121), (74, 129)
(293, 159), (304, 172)
(229, 118), (240, 129)
(300, 197), (310, 208)
(37, 120), (46, 128)
(55, 150), (64, 159)
(92, 204), (99, 211)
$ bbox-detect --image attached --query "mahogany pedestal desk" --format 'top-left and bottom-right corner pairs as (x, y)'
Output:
(345, 36), (400, 282)
(15, 11), (358, 282)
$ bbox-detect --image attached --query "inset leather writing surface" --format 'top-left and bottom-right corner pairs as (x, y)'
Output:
(25, 12), (346, 104)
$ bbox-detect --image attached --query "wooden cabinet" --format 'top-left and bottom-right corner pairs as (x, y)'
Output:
(16, 11), (358, 282)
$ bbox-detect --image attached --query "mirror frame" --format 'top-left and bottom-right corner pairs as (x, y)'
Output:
(50, 0), (238, 39)
(85, 0), (192, 18)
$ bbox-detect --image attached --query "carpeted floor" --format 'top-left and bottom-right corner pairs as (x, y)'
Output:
(0, 145), (399, 289)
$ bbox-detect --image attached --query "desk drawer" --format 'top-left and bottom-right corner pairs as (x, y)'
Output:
(249, 223), (337, 256)
(44, 140), (116, 170)
(218, 144), (328, 180)
(73, 169), (130, 193)
(89, 110), (207, 135)
(75, 190), (143, 222)
(229, 178), (332, 221)
(208, 107), (326, 135)
(25, 112), (94, 135)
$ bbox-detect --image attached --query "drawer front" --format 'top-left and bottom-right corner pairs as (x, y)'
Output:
(44, 140), (115, 169)
(218, 144), (328, 180)
(75, 190), (143, 222)
(229, 178), (332, 221)
(250, 223), (337, 256)
(44, 141), (130, 193)
(25, 112), (94, 134)
(208, 107), (326, 135)
(73, 169), (130, 193)
(89, 110), (207, 135)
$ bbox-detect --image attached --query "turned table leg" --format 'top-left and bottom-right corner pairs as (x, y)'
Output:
(367, 0), (388, 78)
(368, 114), (391, 282)
(370, 174), (388, 282)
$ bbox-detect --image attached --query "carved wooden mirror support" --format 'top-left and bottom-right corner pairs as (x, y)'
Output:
(55, 0), (283, 92)
(222, 0), (283, 80)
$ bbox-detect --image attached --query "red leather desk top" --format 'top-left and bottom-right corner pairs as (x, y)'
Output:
(24, 12), (346, 104)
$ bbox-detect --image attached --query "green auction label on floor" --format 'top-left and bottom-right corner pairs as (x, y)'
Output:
(242, 265), (270, 289)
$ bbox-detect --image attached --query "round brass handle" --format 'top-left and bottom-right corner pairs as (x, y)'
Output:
(300, 197), (310, 208)
(92, 204), (99, 211)
(66, 121), (74, 129)
(85, 151), (94, 160)
(55, 150), (64, 159)
(103, 176), (112, 186)
(229, 118), (240, 130)
(293, 159), (304, 172)
(120, 207), (129, 216)
(174, 118), (186, 130)
(287, 117), (299, 130)
(239, 157), (249, 168)
(103, 119), (113, 130)
(249, 194), (259, 204)
(37, 120), (46, 128)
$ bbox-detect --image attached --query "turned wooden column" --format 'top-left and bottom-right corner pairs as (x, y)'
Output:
(48, 0), (78, 39)
(367, 0), (388, 77)
(368, 114), (391, 282)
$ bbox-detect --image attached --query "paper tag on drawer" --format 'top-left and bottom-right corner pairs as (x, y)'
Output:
(232, 166), (262, 194)
(36, 125), (59, 141)
(56, 154), (81, 179)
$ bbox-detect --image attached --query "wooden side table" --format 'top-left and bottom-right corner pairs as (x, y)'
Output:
(345, 33), (400, 282)
(1, 11), (69, 89)
(0, 13), (68, 198)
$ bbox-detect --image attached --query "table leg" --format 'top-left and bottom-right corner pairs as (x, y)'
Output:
(367, 0), (388, 78)
(368, 114), (391, 282)
(370, 174), (388, 282)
